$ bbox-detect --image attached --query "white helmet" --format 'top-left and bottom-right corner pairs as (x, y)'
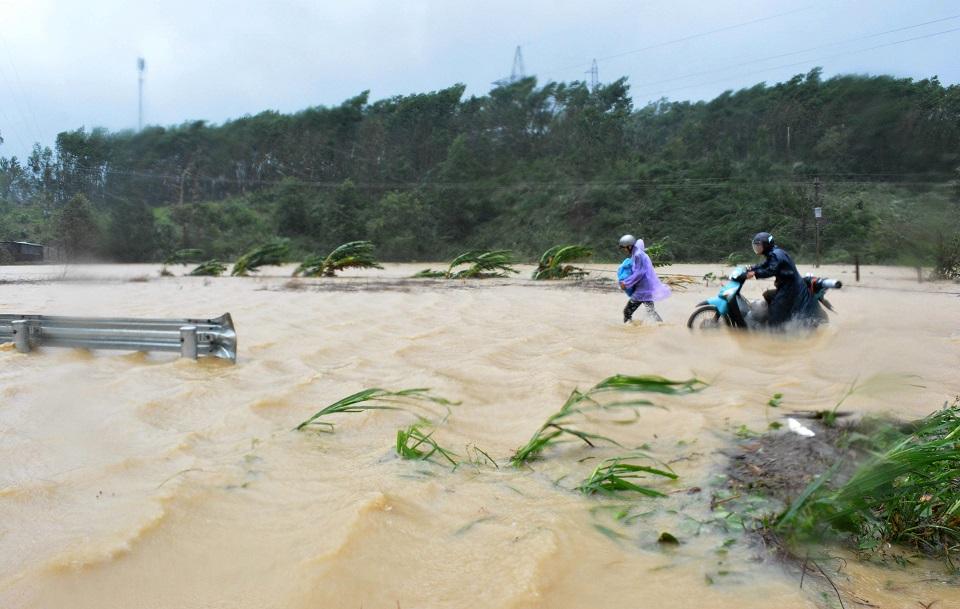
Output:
(618, 234), (637, 249)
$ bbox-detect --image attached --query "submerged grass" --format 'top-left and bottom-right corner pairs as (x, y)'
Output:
(578, 454), (678, 498)
(510, 374), (707, 466)
(395, 424), (459, 467)
(295, 388), (457, 432)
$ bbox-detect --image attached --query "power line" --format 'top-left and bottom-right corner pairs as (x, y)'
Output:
(632, 13), (960, 91)
(539, 5), (815, 79)
(634, 25), (960, 99)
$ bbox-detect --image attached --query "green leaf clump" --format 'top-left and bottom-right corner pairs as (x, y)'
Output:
(413, 250), (519, 279)
(294, 240), (384, 277)
(532, 245), (592, 280)
(188, 259), (227, 276)
(644, 238), (672, 268)
(577, 454), (678, 498)
(232, 239), (290, 276)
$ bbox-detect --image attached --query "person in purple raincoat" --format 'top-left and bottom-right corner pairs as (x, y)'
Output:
(617, 234), (671, 323)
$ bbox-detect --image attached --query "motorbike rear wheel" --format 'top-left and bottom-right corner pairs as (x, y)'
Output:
(687, 305), (729, 332)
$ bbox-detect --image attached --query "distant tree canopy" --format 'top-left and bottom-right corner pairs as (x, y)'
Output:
(55, 194), (101, 260)
(1, 69), (958, 263)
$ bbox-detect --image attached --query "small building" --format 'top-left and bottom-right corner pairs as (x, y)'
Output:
(0, 241), (59, 263)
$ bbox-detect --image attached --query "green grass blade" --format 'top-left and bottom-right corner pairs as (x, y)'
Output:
(295, 387), (456, 431)
(511, 375), (707, 466)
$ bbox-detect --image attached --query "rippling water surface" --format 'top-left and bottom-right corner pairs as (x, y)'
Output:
(1, 263), (958, 608)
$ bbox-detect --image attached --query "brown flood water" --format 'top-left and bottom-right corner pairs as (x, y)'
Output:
(0, 262), (958, 609)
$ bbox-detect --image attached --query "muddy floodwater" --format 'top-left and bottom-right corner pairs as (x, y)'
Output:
(1, 263), (958, 609)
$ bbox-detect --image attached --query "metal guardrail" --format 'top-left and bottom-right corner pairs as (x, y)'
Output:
(0, 313), (237, 362)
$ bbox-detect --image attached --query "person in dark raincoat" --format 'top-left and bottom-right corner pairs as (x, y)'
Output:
(745, 232), (819, 327)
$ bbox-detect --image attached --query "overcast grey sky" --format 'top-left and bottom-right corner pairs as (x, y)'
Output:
(1, 0), (958, 160)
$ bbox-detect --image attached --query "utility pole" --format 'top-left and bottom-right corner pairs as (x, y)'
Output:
(586, 59), (598, 89)
(813, 176), (822, 268)
(137, 57), (146, 131)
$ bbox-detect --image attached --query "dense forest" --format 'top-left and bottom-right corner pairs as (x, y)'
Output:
(1, 67), (958, 265)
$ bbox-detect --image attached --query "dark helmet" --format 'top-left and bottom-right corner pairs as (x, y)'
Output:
(751, 232), (774, 254)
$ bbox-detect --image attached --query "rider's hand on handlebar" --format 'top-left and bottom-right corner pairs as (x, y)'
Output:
(746, 270), (756, 279)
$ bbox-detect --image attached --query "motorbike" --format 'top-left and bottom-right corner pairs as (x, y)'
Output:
(687, 267), (841, 331)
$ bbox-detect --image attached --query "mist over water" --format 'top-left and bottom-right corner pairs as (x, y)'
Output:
(1, 263), (957, 608)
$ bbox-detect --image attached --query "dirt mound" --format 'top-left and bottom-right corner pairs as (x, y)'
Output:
(723, 419), (862, 505)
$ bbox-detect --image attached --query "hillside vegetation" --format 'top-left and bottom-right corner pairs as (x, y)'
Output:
(1, 68), (958, 264)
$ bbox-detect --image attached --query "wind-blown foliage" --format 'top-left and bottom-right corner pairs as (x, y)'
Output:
(231, 240), (290, 276)
(415, 250), (519, 279)
(532, 245), (592, 280)
(510, 375), (707, 466)
(446, 250), (519, 278)
(293, 240), (384, 277)
(295, 387), (457, 432)
(577, 454), (678, 498)
(188, 259), (227, 276)
(3, 70), (959, 264)
(778, 402), (960, 564)
(395, 424), (459, 467)
(644, 239), (672, 268)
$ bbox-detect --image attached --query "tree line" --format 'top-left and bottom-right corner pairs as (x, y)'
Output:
(1, 67), (958, 264)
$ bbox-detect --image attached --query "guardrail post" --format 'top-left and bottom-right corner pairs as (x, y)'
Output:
(12, 320), (30, 353)
(179, 325), (198, 360)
